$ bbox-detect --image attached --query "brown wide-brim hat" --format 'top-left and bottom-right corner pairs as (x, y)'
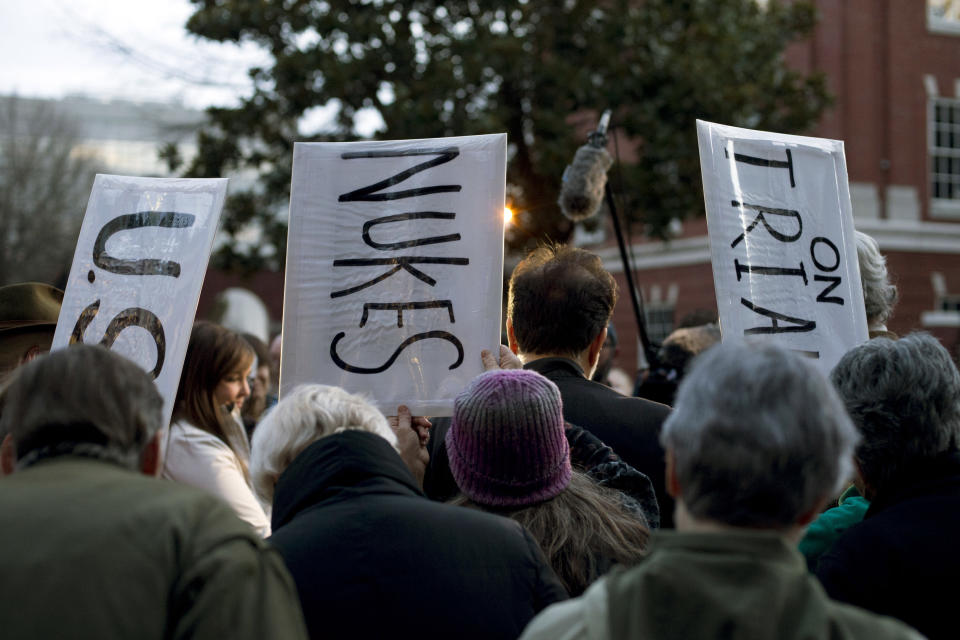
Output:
(0, 282), (64, 334)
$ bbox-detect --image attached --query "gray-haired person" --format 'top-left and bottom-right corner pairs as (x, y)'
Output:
(521, 341), (923, 640)
(0, 345), (307, 640)
(817, 333), (960, 639)
(856, 230), (898, 338)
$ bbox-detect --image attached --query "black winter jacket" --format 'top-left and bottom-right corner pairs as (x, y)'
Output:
(524, 357), (674, 527)
(816, 451), (960, 640)
(269, 431), (568, 640)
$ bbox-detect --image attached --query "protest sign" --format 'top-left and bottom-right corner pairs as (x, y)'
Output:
(697, 120), (868, 373)
(52, 175), (227, 425)
(282, 134), (506, 416)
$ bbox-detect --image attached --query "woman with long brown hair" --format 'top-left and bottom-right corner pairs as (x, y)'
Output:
(163, 321), (270, 536)
(447, 368), (649, 596)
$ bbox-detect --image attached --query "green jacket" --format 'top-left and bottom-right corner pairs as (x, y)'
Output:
(0, 457), (308, 640)
(522, 530), (924, 640)
(799, 485), (870, 571)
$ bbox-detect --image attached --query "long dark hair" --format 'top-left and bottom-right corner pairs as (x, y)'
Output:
(453, 471), (649, 595)
(173, 321), (254, 476)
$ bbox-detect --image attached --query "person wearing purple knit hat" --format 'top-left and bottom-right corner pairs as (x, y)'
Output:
(448, 368), (649, 596)
(447, 369), (572, 506)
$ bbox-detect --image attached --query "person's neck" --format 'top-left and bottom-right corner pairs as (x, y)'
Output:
(674, 500), (805, 543)
(519, 350), (594, 378)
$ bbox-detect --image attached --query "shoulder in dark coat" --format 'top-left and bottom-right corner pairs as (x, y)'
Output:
(270, 431), (567, 640)
(524, 357), (674, 527)
(816, 451), (960, 640)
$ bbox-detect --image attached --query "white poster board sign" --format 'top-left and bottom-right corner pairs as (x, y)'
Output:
(697, 120), (868, 372)
(282, 134), (506, 416)
(52, 175), (228, 425)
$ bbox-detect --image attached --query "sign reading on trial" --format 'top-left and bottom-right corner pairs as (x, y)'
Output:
(282, 135), (506, 416)
(697, 120), (868, 372)
(52, 175), (228, 425)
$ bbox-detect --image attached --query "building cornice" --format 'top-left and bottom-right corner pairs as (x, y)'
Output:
(596, 218), (960, 273)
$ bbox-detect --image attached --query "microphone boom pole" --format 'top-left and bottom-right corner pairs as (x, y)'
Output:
(604, 174), (656, 368)
(559, 109), (657, 368)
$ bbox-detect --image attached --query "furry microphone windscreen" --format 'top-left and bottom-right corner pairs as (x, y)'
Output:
(558, 144), (613, 222)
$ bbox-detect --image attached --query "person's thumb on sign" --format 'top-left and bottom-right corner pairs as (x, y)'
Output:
(388, 406), (431, 488)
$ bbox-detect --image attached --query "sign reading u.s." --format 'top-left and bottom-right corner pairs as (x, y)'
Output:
(52, 175), (227, 425)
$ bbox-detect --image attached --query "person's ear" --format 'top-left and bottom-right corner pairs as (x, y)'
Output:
(852, 458), (875, 502)
(1, 434), (17, 476)
(19, 344), (43, 366)
(796, 496), (830, 528)
(665, 448), (681, 498)
(587, 326), (608, 369)
(139, 431), (163, 477)
(506, 318), (519, 354)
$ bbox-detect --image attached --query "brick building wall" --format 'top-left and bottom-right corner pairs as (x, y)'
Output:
(199, 2), (960, 382)
(601, 1), (960, 377)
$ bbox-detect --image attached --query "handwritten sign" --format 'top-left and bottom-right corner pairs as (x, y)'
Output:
(52, 175), (227, 425)
(282, 135), (506, 416)
(697, 120), (868, 372)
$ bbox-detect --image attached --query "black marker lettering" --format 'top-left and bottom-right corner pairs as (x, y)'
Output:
(740, 298), (816, 335)
(331, 257), (469, 298)
(724, 146), (795, 188)
(814, 275), (844, 305)
(330, 330), (464, 374)
(730, 201), (803, 248)
(734, 259), (808, 285)
(362, 212), (460, 250)
(338, 147), (462, 201)
(93, 211), (195, 277)
(810, 236), (840, 272)
(69, 300), (166, 378)
(360, 301), (455, 328)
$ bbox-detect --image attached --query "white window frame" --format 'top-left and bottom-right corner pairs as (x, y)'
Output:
(929, 0), (960, 35)
(930, 96), (960, 218)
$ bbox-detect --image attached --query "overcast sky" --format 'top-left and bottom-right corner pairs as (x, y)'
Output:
(1, 0), (266, 109)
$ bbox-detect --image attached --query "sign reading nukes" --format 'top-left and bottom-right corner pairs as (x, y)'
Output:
(697, 120), (868, 372)
(282, 135), (507, 416)
(52, 175), (227, 425)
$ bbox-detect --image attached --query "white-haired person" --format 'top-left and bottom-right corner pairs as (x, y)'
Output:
(856, 230), (898, 339)
(521, 341), (923, 640)
(250, 385), (567, 640)
(817, 333), (960, 639)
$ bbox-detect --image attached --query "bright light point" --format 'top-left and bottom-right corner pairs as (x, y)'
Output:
(504, 206), (514, 224)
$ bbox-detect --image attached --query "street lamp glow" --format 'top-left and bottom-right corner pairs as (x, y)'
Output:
(504, 206), (514, 225)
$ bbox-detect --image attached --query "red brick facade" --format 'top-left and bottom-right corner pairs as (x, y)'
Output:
(604, 1), (960, 374)
(199, 2), (960, 382)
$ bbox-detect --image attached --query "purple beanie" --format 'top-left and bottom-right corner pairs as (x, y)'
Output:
(446, 369), (571, 507)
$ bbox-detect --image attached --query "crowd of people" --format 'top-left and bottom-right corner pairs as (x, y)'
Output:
(0, 233), (956, 639)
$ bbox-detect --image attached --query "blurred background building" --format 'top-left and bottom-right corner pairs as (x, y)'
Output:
(4, 1), (959, 368)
